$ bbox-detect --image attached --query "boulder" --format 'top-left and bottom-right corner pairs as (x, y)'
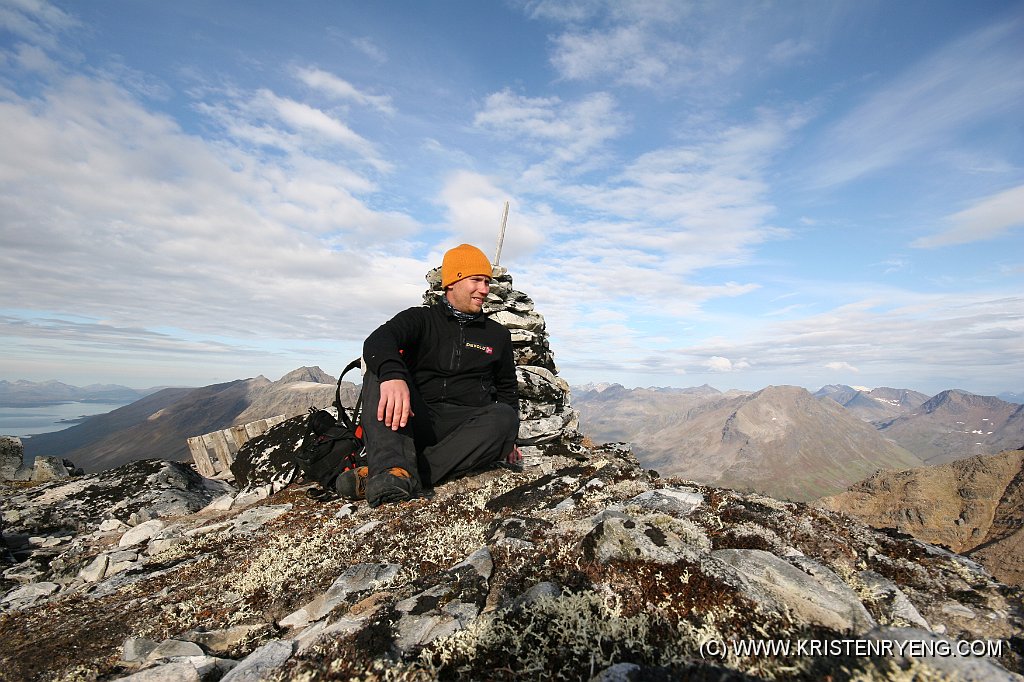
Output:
(711, 548), (876, 633)
(31, 456), (71, 482)
(0, 436), (25, 481)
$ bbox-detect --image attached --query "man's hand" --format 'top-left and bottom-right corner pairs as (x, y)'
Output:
(506, 445), (523, 465)
(377, 378), (414, 430)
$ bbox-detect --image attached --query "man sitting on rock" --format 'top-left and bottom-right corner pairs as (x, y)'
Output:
(337, 243), (521, 507)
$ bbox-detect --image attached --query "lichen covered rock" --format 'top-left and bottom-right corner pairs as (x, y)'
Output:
(2, 441), (1021, 681)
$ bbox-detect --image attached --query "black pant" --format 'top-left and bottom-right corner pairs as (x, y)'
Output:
(360, 370), (519, 487)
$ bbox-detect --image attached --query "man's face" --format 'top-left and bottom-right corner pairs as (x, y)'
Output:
(446, 275), (491, 314)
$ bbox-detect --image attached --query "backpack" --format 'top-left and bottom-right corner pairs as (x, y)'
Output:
(295, 358), (365, 492)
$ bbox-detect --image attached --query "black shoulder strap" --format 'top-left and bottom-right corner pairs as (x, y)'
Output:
(333, 358), (363, 430)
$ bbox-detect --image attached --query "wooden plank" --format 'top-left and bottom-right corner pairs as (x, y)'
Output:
(229, 425), (249, 451)
(208, 430), (234, 472)
(244, 420), (266, 440)
(187, 436), (216, 478)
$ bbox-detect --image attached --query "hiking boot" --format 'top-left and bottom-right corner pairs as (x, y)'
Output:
(365, 467), (418, 507)
(334, 465), (368, 500)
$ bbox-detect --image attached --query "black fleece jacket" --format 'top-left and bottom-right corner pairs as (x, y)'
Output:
(362, 302), (518, 409)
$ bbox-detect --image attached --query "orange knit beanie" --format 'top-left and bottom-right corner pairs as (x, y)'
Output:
(441, 244), (492, 288)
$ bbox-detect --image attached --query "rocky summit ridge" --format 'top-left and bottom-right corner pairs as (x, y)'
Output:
(2, 434), (1023, 681)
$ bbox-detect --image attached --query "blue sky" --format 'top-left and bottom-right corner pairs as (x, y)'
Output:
(1, 0), (1022, 396)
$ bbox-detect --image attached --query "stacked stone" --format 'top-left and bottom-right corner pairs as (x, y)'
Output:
(423, 266), (584, 461)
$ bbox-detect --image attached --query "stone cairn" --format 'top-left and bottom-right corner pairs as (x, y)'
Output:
(423, 265), (585, 462)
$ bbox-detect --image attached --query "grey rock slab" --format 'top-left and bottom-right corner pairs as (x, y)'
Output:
(335, 503), (358, 519)
(231, 485), (272, 509)
(147, 535), (185, 556)
(220, 639), (295, 682)
(711, 549), (875, 634)
(106, 552), (142, 577)
(99, 518), (130, 533)
(110, 656), (236, 682)
(516, 365), (567, 402)
(491, 309), (545, 331)
(1, 581), (60, 609)
(518, 412), (576, 445)
(201, 494), (236, 512)
(182, 624), (266, 655)
(627, 487), (704, 517)
(146, 639), (206, 661)
(281, 562), (401, 628)
(122, 636), (159, 663)
(119, 520), (166, 548)
(393, 613), (461, 653)
(79, 554), (110, 582)
(110, 659), (203, 682)
(230, 503), (291, 534)
(583, 515), (701, 564)
(108, 550), (140, 563)
(293, 610), (376, 653)
(511, 581), (561, 609)
(941, 601), (977, 619)
(395, 583), (453, 615)
(454, 547), (492, 579)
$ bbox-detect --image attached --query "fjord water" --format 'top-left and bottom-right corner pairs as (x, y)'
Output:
(0, 401), (128, 437)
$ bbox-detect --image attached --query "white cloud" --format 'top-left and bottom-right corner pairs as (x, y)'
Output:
(706, 356), (734, 372)
(0, 67), (424, 354)
(551, 24), (680, 88)
(522, 0), (596, 23)
(535, 1), (845, 94)
(825, 361), (859, 373)
(474, 89), (625, 169)
(11, 41), (56, 72)
(258, 90), (389, 169)
(695, 293), (1024, 389)
(767, 38), (815, 64)
(0, 0), (78, 50)
(350, 36), (387, 63)
(294, 66), (395, 115)
(913, 184), (1024, 248)
(809, 18), (1024, 188)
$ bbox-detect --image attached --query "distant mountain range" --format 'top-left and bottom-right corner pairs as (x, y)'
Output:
(22, 367), (358, 472)
(813, 384), (931, 423)
(0, 379), (162, 407)
(13, 373), (1024, 501)
(576, 383), (923, 501)
(875, 389), (1024, 464)
(573, 382), (1024, 501)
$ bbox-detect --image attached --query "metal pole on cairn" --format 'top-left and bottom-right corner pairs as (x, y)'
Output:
(493, 201), (509, 266)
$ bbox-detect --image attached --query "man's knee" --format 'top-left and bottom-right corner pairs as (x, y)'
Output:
(490, 402), (519, 438)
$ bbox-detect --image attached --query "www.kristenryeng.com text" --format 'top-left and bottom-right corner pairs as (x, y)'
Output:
(699, 637), (1005, 660)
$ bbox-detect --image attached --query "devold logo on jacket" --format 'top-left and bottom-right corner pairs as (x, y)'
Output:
(465, 342), (494, 354)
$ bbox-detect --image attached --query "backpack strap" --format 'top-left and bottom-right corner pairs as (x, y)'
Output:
(333, 358), (363, 430)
